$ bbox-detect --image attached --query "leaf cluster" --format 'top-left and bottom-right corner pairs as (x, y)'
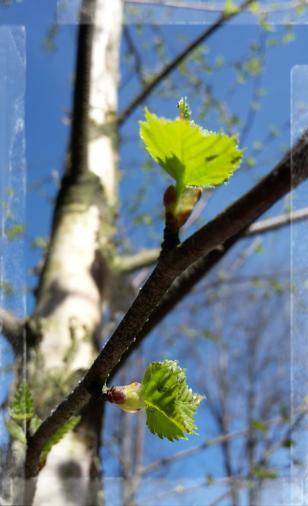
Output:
(5, 382), (80, 465)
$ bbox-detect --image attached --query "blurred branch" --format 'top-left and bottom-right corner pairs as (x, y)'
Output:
(0, 307), (24, 354)
(117, 248), (160, 273)
(141, 403), (308, 475)
(247, 207), (308, 235)
(240, 31), (266, 145)
(259, 408), (307, 465)
(118, 0), (255, 125)
(117, 207), (308, 274)
(125, 0), (308, 14)
(143, 473), (253, 504)
(123, 26), (146, 86)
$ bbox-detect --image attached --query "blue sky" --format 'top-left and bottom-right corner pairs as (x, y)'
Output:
(0, 2), (308, 504)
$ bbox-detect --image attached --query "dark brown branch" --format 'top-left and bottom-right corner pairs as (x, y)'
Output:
(25, 132), (308, 485)
(112, 136), (308, 368)
(116, 206), (308, 274)
(118, 0), (255, 126)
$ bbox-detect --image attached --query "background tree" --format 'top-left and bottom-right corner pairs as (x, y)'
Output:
(0, 0), (308, 505)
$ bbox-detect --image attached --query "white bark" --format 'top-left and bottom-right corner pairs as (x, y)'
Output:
(88, 0), (123, 208)
(29, 1), (124, 505)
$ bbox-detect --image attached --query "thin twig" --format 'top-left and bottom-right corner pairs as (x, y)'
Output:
(125, 0), (308, 15)
(123, 25), (146, 86)
(0, 307), (24, 355)
(118, 0), (255, 125)
(117, 207), (308, 273)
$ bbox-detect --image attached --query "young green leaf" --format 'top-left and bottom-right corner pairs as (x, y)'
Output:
(9, 383), (34, 421)
(139, 107), (242, 195)
(5, 418), (27, 445)
(29, 415), (42, 435)
(140, 360), (204, 441)
(39, 416), (81, 466)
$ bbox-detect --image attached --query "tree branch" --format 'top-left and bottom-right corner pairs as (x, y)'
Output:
(125, 0), (308, 15)
(25, 131), (308, 485)
(247, 207), (308, 235)
(0, 307), (24, 354)
(116, 206), (308, 274)
(118, 0), (255, 125)
(123, 25), (146, 86)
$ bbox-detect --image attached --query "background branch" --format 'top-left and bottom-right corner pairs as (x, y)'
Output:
(125, 0), (308, 14)
(118, 0), (255, 125)
(0, 307), (24, 354)
(117, 206), (308, 274)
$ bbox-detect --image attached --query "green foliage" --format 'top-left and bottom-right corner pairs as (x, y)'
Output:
(6, 384), (39, 445)
(0, 280), (14, 297)
(252, 467), (278, 480)
(139, 105), (242, 196)
(40, 416), (81, 466)
(251, 419), (267, 432)
(5, 418), (27, 445)
(177, 96), (191, 120)
(249, 2), (260, 15)
(106, 361), (204, 441)
(9, 383), (34, 421)
(244, 57), (262, 76)
(5, 224), (25, 241)
(32, 236), (48, 250)
(140, 360), (204, 441)
(224, 0), (239, 15)
(30, 415), (42, 435)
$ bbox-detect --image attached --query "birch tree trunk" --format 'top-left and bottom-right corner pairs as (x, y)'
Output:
(25, 1), (123, 504)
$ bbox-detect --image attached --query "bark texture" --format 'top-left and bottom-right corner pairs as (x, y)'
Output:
(25, 1), (123, 505)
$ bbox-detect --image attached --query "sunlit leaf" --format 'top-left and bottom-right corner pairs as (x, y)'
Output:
(140, 360), (204, 441)
(139, 108), (243, 195)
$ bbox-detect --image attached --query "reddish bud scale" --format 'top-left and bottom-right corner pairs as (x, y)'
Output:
(106, 386), (126, 405)
(163, 185), (202, 230)
(163, 185), (177, 208)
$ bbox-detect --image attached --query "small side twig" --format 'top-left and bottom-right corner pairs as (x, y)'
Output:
(0, 307), (25, 355)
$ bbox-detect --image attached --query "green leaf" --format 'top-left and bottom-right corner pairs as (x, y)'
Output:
(5, 418), (27, 445)
(5, 224), (25, 241)
(244, 57), (262, 76)
(139, 108), (243, 195)
(177, 96), (191, 120)
(224, 0), (239, 14)
(30, 415), (42, 435)
(140, 360), (204, 441)
(9, 383), (34, 421)
(249, 1), (260, 15)
(251, 419), (267, 432)
(252, 467), (277, 480)
(40, 416), (81, 466)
